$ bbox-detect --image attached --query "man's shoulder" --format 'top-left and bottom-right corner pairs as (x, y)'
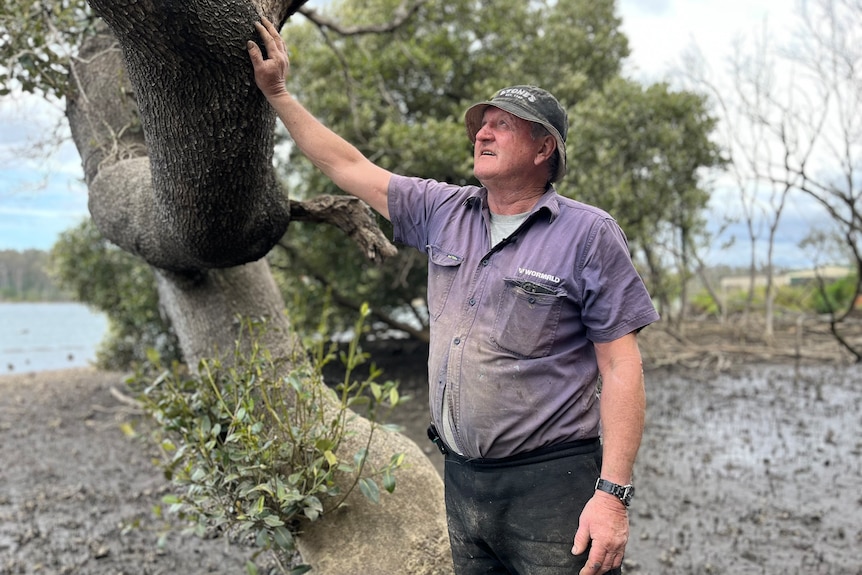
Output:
(390, 174), (484, 211)
(391, 174), (479, 195)
(548, 192), (614, 224)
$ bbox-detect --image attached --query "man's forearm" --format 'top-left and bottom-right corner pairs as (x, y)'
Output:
(599, 366), (644, 486)
(572, 336), (644, 572)
(248, 19), (391, 218)
(264, 92), (390, 217)
(594, 334), (646, 487)
(267, 93), (363, 179)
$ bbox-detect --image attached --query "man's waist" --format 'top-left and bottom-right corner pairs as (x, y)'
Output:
(445, 436), (601, 468)
(429, 424), (600, 466)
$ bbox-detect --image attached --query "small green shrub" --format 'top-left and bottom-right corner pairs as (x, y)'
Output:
(132, 308), (405, 573)
(812, 274), (858, 314)
(689, 289), (720, 316)
(689, 279), (854, 318)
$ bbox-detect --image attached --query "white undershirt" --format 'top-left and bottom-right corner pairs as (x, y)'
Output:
(489, 211), (530, 247)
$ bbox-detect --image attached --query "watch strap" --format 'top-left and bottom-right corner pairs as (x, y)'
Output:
(595, 478), (634, 507)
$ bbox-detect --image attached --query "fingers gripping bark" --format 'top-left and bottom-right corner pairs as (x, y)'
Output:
(247, 18), (290, 100)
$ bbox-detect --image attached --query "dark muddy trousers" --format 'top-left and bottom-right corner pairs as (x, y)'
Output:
(444, 439), (622, 575)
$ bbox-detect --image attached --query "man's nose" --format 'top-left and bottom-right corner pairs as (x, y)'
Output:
(475, 124), (492, 141)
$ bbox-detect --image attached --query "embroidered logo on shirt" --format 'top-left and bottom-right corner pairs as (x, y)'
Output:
(517, 267), (561, 284)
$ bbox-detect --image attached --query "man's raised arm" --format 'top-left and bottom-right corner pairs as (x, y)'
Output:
(247, 18), (392, 219)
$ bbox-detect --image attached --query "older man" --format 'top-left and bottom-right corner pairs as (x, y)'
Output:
(248, 17), (659, 575)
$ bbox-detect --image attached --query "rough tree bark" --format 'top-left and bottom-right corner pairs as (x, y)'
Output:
(65, 1), (450, 572)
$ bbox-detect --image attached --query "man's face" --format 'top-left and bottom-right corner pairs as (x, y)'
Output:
(472, 107), (549, 187)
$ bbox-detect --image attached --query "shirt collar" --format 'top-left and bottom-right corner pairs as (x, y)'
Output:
(463, 186), (561, 222)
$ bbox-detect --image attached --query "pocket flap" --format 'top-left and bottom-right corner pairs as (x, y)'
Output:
(427, 245), (464, 267)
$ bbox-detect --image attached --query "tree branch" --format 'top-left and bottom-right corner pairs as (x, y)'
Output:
(288, 195), (397, 263)
(298, 0), (426, 36)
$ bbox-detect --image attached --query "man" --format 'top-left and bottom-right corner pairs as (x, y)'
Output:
(248, 17), (659, 575)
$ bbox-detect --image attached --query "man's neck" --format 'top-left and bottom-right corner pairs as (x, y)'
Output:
(486, 184), (547, 215)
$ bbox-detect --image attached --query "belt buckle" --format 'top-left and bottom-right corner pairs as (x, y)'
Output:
(427, 424), (449, 455)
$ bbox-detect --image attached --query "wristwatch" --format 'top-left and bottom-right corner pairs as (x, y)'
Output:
(595, 478), (635, 507)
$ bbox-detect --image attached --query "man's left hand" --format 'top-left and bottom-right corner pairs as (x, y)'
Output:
(571, 492), (629, 574)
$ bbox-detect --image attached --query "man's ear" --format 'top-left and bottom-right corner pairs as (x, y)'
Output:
(534, 135), (556, 166)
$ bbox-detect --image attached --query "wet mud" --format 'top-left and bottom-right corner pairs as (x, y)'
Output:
(1, 349), (860, 573)
(628, 363), (862, 574)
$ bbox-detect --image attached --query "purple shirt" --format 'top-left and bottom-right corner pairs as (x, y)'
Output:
(388, 175), (660, 459)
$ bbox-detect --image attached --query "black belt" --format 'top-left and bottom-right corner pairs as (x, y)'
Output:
(427, 423), (450, 455)
(428, 423), (600, 466)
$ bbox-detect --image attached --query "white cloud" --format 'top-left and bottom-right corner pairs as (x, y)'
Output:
(0, 90), (67, 144)
(0, 88), (87, 251)
(618, 0), (842, 270)
(3, 65), (99, 195)
(622, 0), (673, 17)
(618, 0), (797, 85)
(0, 205), (86, 218)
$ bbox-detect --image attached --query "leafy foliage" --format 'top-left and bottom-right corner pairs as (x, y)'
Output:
(812, 275), (858, 315)
(688, 277), (858, 318)
(0, 0), (94, 97)
(48, 219), (181, 369)
(566, 78), (724, 308)
(274, 0), (718, 333)
(18, 0), (724, 351)
(132, 311), (405, 572)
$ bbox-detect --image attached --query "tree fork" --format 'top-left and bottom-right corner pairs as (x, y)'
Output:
(75, 0), (310, 271)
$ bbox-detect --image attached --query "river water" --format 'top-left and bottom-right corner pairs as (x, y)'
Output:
(0, 302), (107, 374)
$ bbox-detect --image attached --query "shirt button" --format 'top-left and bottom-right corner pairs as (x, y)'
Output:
(469, 298), (476, 306)
(481, 259), (489, 266)
(453, 337), (461, 345)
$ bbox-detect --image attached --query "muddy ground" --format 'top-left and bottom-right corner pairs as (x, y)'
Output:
(1, 319), (861, 574)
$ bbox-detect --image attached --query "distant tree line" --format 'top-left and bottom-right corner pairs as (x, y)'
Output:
(0, 250), (67, 301)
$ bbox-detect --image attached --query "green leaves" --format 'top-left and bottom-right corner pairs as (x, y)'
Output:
(564, 77), (723, 310)
(270, 0), (719, 336)
(1, 0), (95, 97)
(358, 477), (380, 504)
(133, 315), (406, 569)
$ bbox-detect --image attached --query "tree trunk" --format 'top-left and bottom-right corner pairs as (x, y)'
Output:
(154, 260), (451, 573)
(67, 2), (450, 572)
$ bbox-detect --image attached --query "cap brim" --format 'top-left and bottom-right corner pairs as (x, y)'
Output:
(464, 102), (492, 143)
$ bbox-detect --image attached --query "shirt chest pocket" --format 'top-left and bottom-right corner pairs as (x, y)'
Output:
(427, 245), (463, 320)
(491, 278), (567, 358)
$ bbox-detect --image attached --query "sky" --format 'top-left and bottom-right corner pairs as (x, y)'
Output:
(0, 93), (89, 252)
(617, 0), (795, 83)
(0, 0), (828, 268)
(616, 0), (832, 269)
